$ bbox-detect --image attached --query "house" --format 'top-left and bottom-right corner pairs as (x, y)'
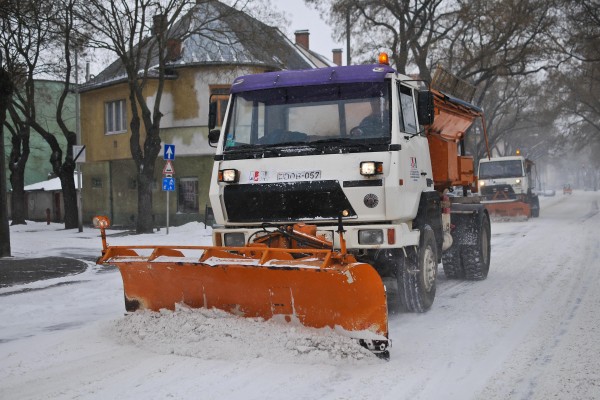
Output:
(15, 173), (82, 223)
(3, 80), (75, 186)
(79, 0), (340, 228)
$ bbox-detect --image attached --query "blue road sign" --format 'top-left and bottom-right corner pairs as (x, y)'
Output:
(162, 177), (175, 191)
(164, 144), (175, 160)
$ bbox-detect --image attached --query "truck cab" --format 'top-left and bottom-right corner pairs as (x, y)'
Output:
(208, 64), (431, 252)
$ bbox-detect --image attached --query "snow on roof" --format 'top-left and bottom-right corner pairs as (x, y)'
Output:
(24, 173), (82, 192)
(82, 1), (320, 91)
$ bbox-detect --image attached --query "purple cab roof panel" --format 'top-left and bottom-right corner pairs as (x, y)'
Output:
(230, 64), (397, 94)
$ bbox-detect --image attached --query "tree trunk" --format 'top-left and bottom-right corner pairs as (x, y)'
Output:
(8, 127), (29, 225)
(59, 167), (78, 229)
(9, 170), (26, 225)
(0, 66), (14, 257)
(136, 163), (156, 233)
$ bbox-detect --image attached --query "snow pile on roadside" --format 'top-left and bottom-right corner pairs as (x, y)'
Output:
(110, 305), (380, 364)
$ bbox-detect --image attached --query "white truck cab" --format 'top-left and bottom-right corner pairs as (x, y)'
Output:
(478, 155), (540, 217)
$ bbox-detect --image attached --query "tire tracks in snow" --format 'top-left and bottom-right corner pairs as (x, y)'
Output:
(413, 195), (600, 399)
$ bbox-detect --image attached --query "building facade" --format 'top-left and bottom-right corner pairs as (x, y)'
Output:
(79, 1), (337, 228)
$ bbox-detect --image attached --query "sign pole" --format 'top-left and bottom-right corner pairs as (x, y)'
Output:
(166, 190), (169, 235)
(73, 145), (86, 233)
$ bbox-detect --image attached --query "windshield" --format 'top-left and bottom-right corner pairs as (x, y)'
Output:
(479, 160), (524, 179)
(222, 82), (391, 152)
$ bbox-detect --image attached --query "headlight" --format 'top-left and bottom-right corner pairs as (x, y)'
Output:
(219, 169), (239, 183)
(479, 181), (485, 186)
(358, 229), (384, 245)
(515, 179), (521, 184)
(224, 232), (245, 247)
(360, 161), (383, 176)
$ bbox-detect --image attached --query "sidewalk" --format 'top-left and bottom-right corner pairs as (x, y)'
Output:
(0, 257), (88, 287)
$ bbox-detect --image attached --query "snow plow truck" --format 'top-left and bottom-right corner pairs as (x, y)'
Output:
(478, 155), (540, 219)
(95, 57), (491, 359)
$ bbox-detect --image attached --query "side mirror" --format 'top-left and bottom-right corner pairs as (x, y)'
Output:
(208, 101), (217, 130)
(417, 90), (435, 125)
(208, 129), (220, 148)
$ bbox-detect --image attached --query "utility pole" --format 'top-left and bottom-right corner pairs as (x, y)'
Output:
(0, 57), (14, 257)
(75, 49), (83, 233)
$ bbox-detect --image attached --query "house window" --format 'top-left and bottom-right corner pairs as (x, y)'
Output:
(91, 177), (102, 188)
(210, 86), (230, 127)
(105, 99), (127, 134)
(177, 177), (198, 214)
(129, 178), (137, 190)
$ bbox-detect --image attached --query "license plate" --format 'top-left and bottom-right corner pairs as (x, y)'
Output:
(276, 170), (321, 181)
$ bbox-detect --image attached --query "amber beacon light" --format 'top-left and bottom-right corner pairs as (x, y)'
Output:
(378, 52), (390, 65)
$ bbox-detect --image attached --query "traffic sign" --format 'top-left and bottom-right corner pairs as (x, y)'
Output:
(164, 144), (175, 160)
(163, 160), (175, 175)
(162, 177), (175, 191)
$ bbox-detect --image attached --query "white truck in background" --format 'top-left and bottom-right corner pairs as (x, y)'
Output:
(478, 155), (540, 218)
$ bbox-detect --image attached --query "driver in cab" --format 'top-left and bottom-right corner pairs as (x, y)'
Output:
(351, 97), (389, 138)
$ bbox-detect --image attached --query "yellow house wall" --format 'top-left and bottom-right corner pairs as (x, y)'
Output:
(80, 64), (274, 227)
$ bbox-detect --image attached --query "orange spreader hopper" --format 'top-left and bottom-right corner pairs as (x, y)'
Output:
(95, 222), (390, 357)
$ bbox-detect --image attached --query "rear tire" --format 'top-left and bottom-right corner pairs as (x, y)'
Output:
(530, 196), (540, 218)
(397, 225), (438, 312)
(462, 212), (491, 280)
(442, 245), (465, 279)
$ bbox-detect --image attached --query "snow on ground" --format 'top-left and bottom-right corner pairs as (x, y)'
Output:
(1, 191), (600, 399)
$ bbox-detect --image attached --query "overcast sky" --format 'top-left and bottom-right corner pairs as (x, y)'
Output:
(271, 0), (344, 64)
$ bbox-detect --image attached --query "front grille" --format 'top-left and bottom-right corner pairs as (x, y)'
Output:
(223, 180), (356, 222)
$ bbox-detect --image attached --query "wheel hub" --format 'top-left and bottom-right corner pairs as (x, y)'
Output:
(423, 247), (437, 291)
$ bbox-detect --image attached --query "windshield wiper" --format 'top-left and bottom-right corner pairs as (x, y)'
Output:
(310, 138), (384, 150)
(269, 141), (310, 147)
(224, 144), (278, 156)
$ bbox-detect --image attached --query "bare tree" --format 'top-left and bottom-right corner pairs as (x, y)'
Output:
(309, 0), (561, 161)
(307, 0), (460, 79)
(4, 111), (30, 225)
(0, 60), (14, 257)
(1, 0), (81, 229)
(549, 0), (600, 155)
(77, 0), (283, 233)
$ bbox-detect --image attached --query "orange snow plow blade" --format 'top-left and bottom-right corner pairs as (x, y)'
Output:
(482, 188), (531, 219)
(94, 219), (389, 356)
(483, 201), (531, 219)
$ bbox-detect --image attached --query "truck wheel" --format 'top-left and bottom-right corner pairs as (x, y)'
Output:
(461, 213), (491, 280)
(442, 245), (465, 279)
(530, 196), (540, 218)
(398, 225), (438, 312)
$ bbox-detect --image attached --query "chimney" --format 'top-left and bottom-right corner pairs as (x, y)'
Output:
(152, 14), (167, 36)
(167, 39), (182, 61)
(332, 49), (343, 66)
(295, 30), (310, 50)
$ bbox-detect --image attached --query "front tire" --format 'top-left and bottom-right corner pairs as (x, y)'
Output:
(397, 225), (438, 312)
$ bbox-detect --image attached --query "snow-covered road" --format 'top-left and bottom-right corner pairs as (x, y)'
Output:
(1, 191), (599, 399)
